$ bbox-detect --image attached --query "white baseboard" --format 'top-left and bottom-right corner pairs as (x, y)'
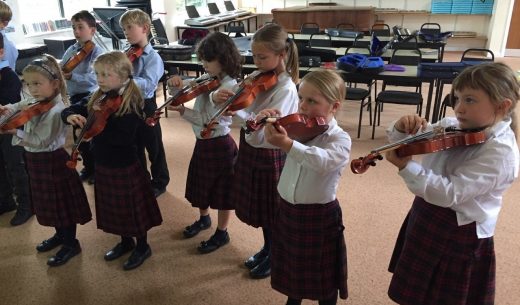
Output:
(505, 49), (520, 57)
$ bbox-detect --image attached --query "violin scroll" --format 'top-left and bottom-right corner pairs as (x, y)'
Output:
(350, 153), (384, 174)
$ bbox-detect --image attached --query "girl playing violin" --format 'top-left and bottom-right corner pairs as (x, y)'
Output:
(214, 23), (299, 279)
(62, 51), (162, 270)
(167, 32), (241, 253)
(385, 62), (519, 305)
(258, 69), (351, 305)
(0, 55), (91, 267)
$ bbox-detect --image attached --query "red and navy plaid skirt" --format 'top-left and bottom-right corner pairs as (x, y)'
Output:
(185, 134), (237, 210)
(388, 196), (495, 305)
(94, 162), (163, 237)
(25, 149), (91, 227)
(271, 199), (348, 300)
(233, 129), (285, 228)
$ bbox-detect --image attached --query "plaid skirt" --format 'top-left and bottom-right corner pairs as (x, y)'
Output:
(233, 129), (286, 228)
(388, 196), (495, 305)
(25, 149), (91, 227)
(271, 199), (348, 300)
(94, 162), (163, 237)
(185, 134), (237, 210)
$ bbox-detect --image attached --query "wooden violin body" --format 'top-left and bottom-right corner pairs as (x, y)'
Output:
(66, 93), (123, 169)
(200, 71), (278, 138)
(350, 128), (487, 174)
(126, 45), (144, 62)
(246, 113), (329, 143)
(145, 76), (220, 127)
(0, 99), (54, 131)
(62, 41), (95, 74)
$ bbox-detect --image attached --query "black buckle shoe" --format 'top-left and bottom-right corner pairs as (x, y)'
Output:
(104, 241), (136, 261)
(249, 256), (271, 279)
(36, 235), (63, 252)
(47, 243), (81, 267)
(197, 231), (230, 254)
(10, 210), (33, 226)
(123, 246), (152, 270)
(183, 218), (211, 238)
(244, 248), (268, 269)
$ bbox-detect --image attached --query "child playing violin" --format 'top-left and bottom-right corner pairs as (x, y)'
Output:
(385, 62), (519, 305)
(119, 9), (169, 198)
(62, 51), (162, 271)
(0, 55), (91, 266)
(0, 33), (31, 226)
(214, 23), (300, 279)
(167, 32), (241, 253)
(257, 69), (350, 305)
(61, 10), (103, 184)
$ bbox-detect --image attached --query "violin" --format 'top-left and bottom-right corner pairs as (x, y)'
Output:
(62, 41), (95, 74)
(0, 98), (55, 131)
(350, 127), (487, 174)
(246, 113), (329, 143)
(66, 91), (123, 169)
(200, 71), (278, 138)
(126, 45), (144, 62)
(145, 75), (220, 127)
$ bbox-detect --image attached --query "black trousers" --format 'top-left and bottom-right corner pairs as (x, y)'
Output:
(137, 97), (170, 189)
(70, 92), (94, 173)
(0, 134), (30, 211)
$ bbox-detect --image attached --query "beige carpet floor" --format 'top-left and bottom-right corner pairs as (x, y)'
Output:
(0, 52), (519, 305)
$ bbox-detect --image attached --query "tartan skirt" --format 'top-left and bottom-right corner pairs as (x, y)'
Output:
(185, 134), (237, 210)
(271, 199), (348, 300)
(233, 129), (286, 228)
(388, 196), (495, 305)
(25, 149), (91, 227)
(94, 162), (163, 237)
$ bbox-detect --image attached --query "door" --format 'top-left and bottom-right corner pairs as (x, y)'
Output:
(505, 0), (520, 56)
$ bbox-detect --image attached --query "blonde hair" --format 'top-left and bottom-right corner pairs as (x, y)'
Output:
(90, 51), (144, 118)
(119, 9), (151, 34)
(452, 62), (519, 136)
(301, 69), (346, 103)
(0, 2), (12, 23)
(252, 23), (299, 83)
(22, 54), (68, 103)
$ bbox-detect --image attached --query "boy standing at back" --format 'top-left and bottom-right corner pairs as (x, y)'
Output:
(61, 10), (103, 183)
(119, 9), (169, 197)
(0, 33), (32, 226)
(0, 1), (18, 70)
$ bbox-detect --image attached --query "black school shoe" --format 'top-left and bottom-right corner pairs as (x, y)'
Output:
(10, 210), (33, 226)
(36, 235), (63, 252)
(183, 218), (211, 238)
(123, 246), (152, 271)
(244, 247), (268, 269)
(197, 231), (230, 254)
(0, 203), (16, 216)
(47, 242), (81, 267)
(104, 240), (136, 261)
(249, 255), (271, 279)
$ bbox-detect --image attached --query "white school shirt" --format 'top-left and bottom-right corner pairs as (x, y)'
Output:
(9, 95), (68, 152)
(387, 117), (520, 238)
(277, 118), (351, 204)
(171, 74), (237, 139)
(239, 72), (299, 149)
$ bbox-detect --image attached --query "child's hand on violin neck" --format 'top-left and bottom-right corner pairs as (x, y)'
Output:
(256, 108), (281, 121)
(212, 88), (235, 104)
(167, 75), (183, 89)
(395, 114), (428, 135)
(265, 122), (292, 152)
(67, 114), (87, 128)
(385, 150), (412, 171)
(0, 105), (11, 115)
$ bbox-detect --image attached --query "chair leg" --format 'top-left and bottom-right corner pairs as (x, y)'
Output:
(357, 98), (365, 138)
(163, 80), (168, 118)
(372, 101), (379, 139)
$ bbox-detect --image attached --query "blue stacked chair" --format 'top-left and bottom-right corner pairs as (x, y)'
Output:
(451, 0), (472, 14)
(431, 0), (452, 14)
(471, 0), (494, 14)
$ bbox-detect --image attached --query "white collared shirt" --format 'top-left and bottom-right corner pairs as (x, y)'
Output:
(178, 74), (237, 138)
(387, 117), (520, 238)
(239, 72), (299, 149)
(278, 118), (351, 204)
(9, 95), (67, 152)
